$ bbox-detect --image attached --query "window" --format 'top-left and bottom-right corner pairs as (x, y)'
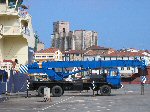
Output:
(76, 54), (79, 56)
(55, 28), (58, 32)
(127, 67), (130, 70)
(111, 71), (117, 76)
(63, 28), (65, 32)
(121, 67), (124, 70)
(36, 56), (41, 58)
(104, 57), (105, 60)
(42, 56), (46, 58)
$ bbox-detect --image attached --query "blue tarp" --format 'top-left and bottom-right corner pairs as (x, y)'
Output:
(0, 71), (28, 93)
(0, 70), (7, 82)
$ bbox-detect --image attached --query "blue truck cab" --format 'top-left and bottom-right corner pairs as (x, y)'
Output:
(106, 68), (122, 89)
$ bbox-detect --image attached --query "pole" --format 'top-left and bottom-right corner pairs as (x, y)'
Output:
(5, 82), (7, 95)
(141, 82), (144, 95)
(26, 79), (30, 98)
(141, 69), (145, 95)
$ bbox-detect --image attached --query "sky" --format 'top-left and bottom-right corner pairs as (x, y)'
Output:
(23, 0), (150, 50)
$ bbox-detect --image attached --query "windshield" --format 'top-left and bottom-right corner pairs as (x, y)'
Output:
(109, 70), (118, 76)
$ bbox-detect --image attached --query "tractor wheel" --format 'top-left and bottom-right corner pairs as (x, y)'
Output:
(100, 85), (111, 96)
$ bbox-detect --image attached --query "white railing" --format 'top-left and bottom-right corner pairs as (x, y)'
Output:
(2, 26), (21, 35)
(0, 25), (31, 36)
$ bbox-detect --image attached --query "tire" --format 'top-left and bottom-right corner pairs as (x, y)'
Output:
(38, 86), (46, 97)
(100, 85), (111, 96)
(51, 85), (63, 97)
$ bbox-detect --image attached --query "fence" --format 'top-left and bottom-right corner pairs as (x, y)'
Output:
(0, 71), (28, 94)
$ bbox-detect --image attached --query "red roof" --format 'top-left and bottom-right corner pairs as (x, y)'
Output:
(36, 48), (59, 53)
(84, 50), (108, 56)
(84, 50), (145, 57)
(63, 50), (84, 54)
(106, 51), (145, 57)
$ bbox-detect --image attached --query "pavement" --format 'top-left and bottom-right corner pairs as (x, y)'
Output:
(0, 84), (150, 112)
(0, 96), (9, 103)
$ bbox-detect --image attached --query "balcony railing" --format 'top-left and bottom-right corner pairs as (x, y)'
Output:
(0, 26), (30, 36)
(2, 26), (21, 35)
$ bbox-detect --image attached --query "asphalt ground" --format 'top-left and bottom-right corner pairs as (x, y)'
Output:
(0, 84), (150, 112)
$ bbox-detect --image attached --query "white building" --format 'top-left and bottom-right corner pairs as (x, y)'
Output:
(34, 48), (63, 66)
(84, 48), (150, 78)
(0, 0), (35, 65)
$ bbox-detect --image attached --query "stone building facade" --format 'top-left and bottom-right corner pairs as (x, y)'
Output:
(51, 21), (98, 51)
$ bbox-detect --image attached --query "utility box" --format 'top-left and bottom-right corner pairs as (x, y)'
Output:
(44, 87), (51, 102)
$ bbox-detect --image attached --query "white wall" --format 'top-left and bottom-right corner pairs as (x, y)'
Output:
(0, 16), (19, 26)
(3, 36), (28, 65)
(0, 4), (7, 12)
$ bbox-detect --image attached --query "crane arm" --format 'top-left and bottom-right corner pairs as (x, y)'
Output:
(27, 60), (146, 81)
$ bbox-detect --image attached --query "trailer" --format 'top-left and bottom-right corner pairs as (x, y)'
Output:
(23, 60), (146, 97)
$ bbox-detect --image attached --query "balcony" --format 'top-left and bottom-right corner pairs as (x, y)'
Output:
(0, 5), (29, 21)
(2, 26), (21, 36)
(0, 5), (18, 16)
(0, 26), (30, 36)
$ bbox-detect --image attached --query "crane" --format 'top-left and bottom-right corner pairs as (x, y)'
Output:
(20, 60), (146, 97)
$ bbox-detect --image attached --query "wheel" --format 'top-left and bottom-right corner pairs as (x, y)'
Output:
(38, 86), (46, 97)
(51, 85), (63, 97)
(100, 85), (111, 96)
